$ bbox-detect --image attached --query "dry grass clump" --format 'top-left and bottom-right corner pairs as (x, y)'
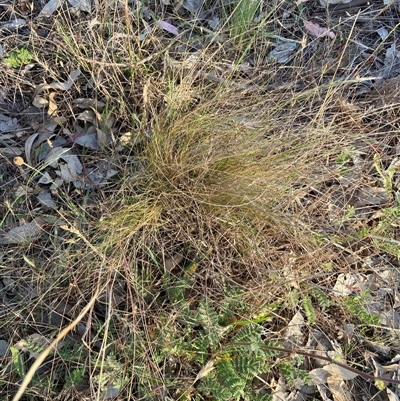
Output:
(89, 78), (377, 399)
(102, 82), (337, 267)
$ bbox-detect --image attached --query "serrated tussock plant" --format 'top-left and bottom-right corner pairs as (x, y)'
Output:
(101, 85), (338, 258)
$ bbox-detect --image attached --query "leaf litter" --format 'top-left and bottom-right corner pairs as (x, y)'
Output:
(2, 0), (400, 400)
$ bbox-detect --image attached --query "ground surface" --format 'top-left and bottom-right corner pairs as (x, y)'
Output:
(1, 0), (400, 400)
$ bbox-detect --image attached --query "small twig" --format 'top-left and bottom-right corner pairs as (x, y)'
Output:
(12, 288), (103, 401)
(369, 235), (400, 246)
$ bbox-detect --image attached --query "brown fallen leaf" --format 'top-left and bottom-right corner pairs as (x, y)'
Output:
(0, 217), (44, 245)
(164, 253), (184, 272)
(304, 20), (335, 39)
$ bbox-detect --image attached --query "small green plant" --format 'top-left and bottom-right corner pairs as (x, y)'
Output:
(93, 353), (128, 397)
(64, 368), (85, 390)
(343, 292), (380, 326)
(229, 0), (262, 43)
(373, 153), (398, 201)
(338, 205), (355, 226)
(10, 346), (25, 379)
(309, 287), (332, 311)
(147, 280), (306, 401)
(370, 206), (400, 257)
(302, 295), (316, 324)
(277, 361), (311, 386)
(335, 150), (352, 167)
(194, 316), (277, 401)
(4, 48), (34, 68)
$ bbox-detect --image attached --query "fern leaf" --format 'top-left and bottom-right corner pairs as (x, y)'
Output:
(196, 300), (224, 347)
(244, 389), (273, 401)
(189, 333), (212, 364)
(198, 375), (232, 400)
(216, 359), (245, 397)
(197, 300), (219, 328)
(302, 295), (316, 323)
(310, 287), (331, 311)
(260, 341), (280, 358)
(232, 323), (262, 345)
(232, 355), (264, 378)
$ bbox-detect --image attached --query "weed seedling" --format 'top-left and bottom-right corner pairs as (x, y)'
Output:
(4, 48), (34, 68)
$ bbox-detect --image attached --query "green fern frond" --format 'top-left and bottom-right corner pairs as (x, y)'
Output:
(217, 359), (246, 397)
(64, 368), (85, 390)
(188, 334), (212, 364)
(197, 300), (220, 327)
(278, 362), (311, 386)
(232, 355), (266, 378)
(164, 274), (194, 303)
(219, 285), (250, 324)
(302, 295), (316, 323)
(232, 323), (262, 345)
(287, 288), (300, 309)
(197, 375), (232, 399)
(309, 287), (331, 311)
(196, 300), (225, 347)
(344, 292), (380, 325)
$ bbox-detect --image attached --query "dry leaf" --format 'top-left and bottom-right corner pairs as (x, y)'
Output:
(377, 27), (389, 40)
(139, 25), (153, 41)
(34, 83), (52, 98)
(268, 42), (297, 64)
(48, 92), (58, 115)
(72, 98), (106, 112)
(183, 0), (204, 13)
(304, 20), (335, 39)
(158, 20), (179, 36)
(38, 172), (54, 184)
(32, 96), (48, 108)
(284, 311), (305, 348)
(101, 384), (122, 400)
(96, 127), (109, 147)
(309, 368), (330, 385)
(0, 113), (21, 132)
(85, 166), (118, 187)
(195, 360), (215, 382)
(67, 0), (92, 12)
(387, 388), (400, 401)
(1, 18), (26, 29)
(327, 373), (353, 401)
(37, 192), (57, 210)
(25, 133), (39, 166)
(271, 376), (289, 401)
(332, 273), (368, 296)
(1, 146), (22, 156)
(0, 340), (9, 358)
(164, 253), (184, 272)
(324, 363), (359, 380)
(57, 154), (83, 182)
(39, 0), (65, 16)
(50, 69), (81, 90)
(73, 133), (99, 150)
(43, 147), (71, 167)
(77, 109), (95, 122)
(0, 217), (44, 245)
(319, 0), (352, 5)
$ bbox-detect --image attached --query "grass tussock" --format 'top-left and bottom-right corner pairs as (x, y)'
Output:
(91, 79), (375, 399)
(102, 83), (334, 263)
